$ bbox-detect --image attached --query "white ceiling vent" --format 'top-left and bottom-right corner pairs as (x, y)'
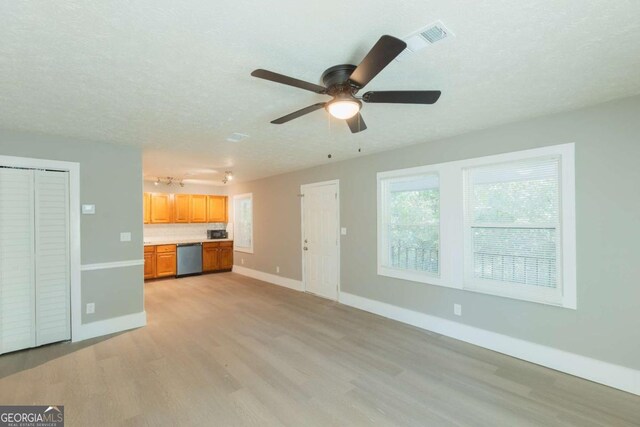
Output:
(226, 133), (249, 143)
(396, 21), (454, 61)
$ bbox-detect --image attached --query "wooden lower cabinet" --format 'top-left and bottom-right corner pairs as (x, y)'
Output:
(144, 250), (156, 279)
(144, 244), (177, 279)
(156, 245), (177, 277)
(145, 242), (232, 280)
(202, 243), (219, 272)
(203, 241), (233, 272)
(218, 245), (233, 270)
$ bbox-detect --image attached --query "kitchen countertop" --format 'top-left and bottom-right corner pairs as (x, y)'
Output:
(144, 238), (233, 246)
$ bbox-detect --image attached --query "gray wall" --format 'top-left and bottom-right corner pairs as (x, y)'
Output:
(0, 131), (144, 323)
(230, 95), (640, 370)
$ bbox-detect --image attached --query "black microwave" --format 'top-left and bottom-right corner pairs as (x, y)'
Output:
(207, 230), (228, 239)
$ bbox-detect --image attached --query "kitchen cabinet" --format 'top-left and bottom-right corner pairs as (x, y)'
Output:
(202, 242), (220, 272)
(144, 246), (156, 279)
(173, 194), (190, 223)
(203, 241), (233, 272)
(143, 192), (151, 224)
(150, 193), (172, 223)
(155, 244), (177, 277)
(142, 192), (227, 224)
(218, 242), (233, 270)
(190, 195), (208, 223)
(207, 195), (227, 222)
(144, 244), (177, 279)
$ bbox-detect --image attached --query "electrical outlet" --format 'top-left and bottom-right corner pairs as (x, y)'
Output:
(120, 232), (131, 242)
(454, 304), (462, 316)
(341, 227), (347, 235)
(276, 266), (280, 274)
(86, 303), (95, 314)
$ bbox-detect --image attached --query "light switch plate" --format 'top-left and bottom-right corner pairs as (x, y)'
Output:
(341, 227), (347, 235)
(120, 232), (131, 242)
(82, 204), (96, 215)
(86, 303), (95, 314)
(454, 304), (462, 316)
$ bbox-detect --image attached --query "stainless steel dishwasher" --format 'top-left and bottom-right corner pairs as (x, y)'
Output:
(176, 243), (203, 277)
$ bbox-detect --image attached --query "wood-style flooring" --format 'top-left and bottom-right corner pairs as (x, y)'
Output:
(0, 273), (638, 426)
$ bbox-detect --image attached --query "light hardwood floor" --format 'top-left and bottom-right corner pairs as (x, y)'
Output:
(1, 273), (638, 426)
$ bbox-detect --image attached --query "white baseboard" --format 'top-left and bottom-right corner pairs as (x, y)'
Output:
(232, 265), (303, 291)
(73, 311), (147, 342)
(339, 292), (639, 396)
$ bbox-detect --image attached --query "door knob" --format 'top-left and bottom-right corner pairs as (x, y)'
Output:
(303, 246), (308, 251)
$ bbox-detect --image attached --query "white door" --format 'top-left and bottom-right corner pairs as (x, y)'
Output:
(302, 181), (339, 300)
(0, 168), (36, 354)
(34, 170), (71, 346)
(0, 168), (70, 355)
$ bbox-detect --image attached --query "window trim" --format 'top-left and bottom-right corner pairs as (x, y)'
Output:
(377, 164), (450, 288)
(233, 193), (254, 254)
(376, 143), (576, 309)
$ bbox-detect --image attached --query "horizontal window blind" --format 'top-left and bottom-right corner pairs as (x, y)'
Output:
(465, 157), (560, 289)
(384, 174), (440, 274)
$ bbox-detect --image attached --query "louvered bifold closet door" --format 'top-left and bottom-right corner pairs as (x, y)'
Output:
(34, 170), (70, 346)
(0, 168), (36, 354)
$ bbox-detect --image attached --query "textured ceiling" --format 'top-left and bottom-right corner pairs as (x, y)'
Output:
(2, 1), (640, 184)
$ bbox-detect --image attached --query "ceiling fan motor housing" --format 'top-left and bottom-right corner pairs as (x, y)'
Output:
(321, 64), (358, 96)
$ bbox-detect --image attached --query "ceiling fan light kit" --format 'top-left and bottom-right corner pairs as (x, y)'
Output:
(251, 35), (441, 133)
(326, 97), (361, 120)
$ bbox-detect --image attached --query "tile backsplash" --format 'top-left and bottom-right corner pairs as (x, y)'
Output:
(144, 222), (233, 243)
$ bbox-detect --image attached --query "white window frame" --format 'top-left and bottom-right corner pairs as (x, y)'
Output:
(377, 165), (448, 287)
(233, 193), (254, 254)
(376, 143), (576, 309)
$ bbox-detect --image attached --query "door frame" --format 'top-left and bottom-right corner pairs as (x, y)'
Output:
(0, 155), (81, 342)
(300, 179), (340, 300)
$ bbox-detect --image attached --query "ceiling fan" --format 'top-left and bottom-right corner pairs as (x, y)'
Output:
(251, 35), (441, 133)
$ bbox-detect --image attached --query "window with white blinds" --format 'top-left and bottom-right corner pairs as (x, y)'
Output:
(233, 193), (253, 253)
(377, 143), (576, 308)
(464, 157), (563, 304)
(379, 173), (440, 279)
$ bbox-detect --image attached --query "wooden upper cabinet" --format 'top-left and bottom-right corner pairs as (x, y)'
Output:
(143, 192), (227, 224)
(143, 192), (151, 224)
(173, 194), (190, 223)
(190, 195), (208, 223)
(207, 196), (227, 222)
(150, 193), (172, 223)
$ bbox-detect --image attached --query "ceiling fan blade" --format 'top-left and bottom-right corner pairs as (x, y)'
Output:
(271, 103), (326, 124)
(348, 35), (407, 88)
(346, 113), (367, 133)
(251, 69), (326, 94)
(363, 90), (441, 104)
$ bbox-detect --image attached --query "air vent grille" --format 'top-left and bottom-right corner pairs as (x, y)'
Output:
(396, 20), (454, 61)
(420, 24), (448, 44)
(226, 133), (249, 143)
